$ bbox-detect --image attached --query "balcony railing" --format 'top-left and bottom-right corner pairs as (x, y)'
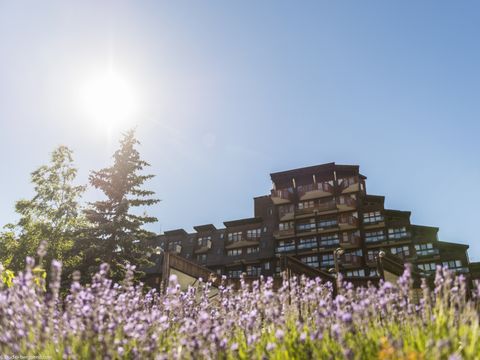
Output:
(338, 214), (358, 229)
(271, 188), (293, 204)
(451, 267), (470, 274)
(297, 181), (334, 200)
(339, 233), (361, 248)
(337, 195), (357, 209)
(391, 252), (411, 260)
(316, 200), (338, 212)
(341, 253), (362, 267)
(296, 200), (337, 216)
(225, 235), (261, 249)
(171, 244), (182, 254)
(273, 228), (295, 238)
(278, 205), (295, 220)
(295, 206), (317, 216)
(194, 239), (212, 254)
(416, 248), (440, 257)
(338, 177), (359, 193)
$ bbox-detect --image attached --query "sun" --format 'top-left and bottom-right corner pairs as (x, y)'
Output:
(80, 70), (138, 130)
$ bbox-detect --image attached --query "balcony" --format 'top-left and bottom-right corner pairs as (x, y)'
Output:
(225, 236), (261, 250)
(416, 248), (440, 258)
(338, 214), (358, 230)
(278, 205), (295, 221)
(171, 244), (182, 254)
(316, 200), (338, 213)
(387, 232), (411, 243)
(276, 244), (296, 253)
(273, 228), (295, 239)
(194, 239), (212, 254)
(336, 195), (357, 211)
(341, 253), (362, 268)
(297, 181), (334, 200)
(271, 188), (293, 205)
(296, 200), (338, 216)
(338, 177), (359, 194)
(339, 232), (361, 249)
(453, 267), (470, 274)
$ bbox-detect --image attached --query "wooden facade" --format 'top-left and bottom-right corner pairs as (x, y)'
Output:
(146, 162), (478, 288)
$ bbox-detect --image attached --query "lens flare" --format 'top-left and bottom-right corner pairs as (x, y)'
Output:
(80, 70), (138, 130)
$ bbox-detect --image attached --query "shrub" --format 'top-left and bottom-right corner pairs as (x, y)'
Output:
(0, 258), (479, 359)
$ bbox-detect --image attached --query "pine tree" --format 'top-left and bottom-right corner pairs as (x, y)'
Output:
(76, 130), (159, 282)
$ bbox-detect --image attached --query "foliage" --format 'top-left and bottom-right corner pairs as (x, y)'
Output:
(0, 259), (479, 359)
(74, 129), (159, 283)
(0, 265), (14, 288)
(1, 146), (85, 274)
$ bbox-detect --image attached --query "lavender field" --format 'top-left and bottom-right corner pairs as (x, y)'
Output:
(0, 259), (479, 360)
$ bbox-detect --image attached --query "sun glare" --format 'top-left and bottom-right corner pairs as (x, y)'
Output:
(80, 70), (138, 130)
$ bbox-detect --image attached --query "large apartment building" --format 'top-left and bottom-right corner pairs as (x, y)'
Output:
(151, 162), (477, 284)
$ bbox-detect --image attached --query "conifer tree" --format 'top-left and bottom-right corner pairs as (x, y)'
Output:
(76, 130), (159, 282)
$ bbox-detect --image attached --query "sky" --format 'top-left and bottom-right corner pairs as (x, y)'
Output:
(0, 1), (479, 261)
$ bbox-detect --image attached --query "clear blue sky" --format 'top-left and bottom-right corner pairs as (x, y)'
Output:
(1, 1), (479, 260)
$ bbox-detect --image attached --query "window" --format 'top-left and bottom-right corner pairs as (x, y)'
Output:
(339, 176), (356, 187)
(297, 183), (315, 193)
(390, 245), (410, 258)
(247, 246), (259, 254)
(197, 236), (211, 247)
(227, 249), (242, 256)
(343, 249), (363, 263)
(279, 221), (294, 231)
(298, 237), (317, 250)
(246, 228), (261, 240)
(367, 250), (379, 262)
(365, 230), (385, 243)
(301, 256), (319, 268)
(228, 270), (242, 278)
(278, 204), (294, 217)
(363, 211), (383, 224)
(196, 254), (207, 263)
(319, 234), (339, 247)
(388, 227), (408, 239)
(297, 200), (314, 210)
(317, 218), (338, 229)
(345, 269), (365, 277)
(321, 254), (334, 267)
(228, 232), (242, 242)
(418, 262), (436, 272)
(442, 260), (464, 269)
(337, 195), (356, 206)
(246, 266), (262, 277)
(297, 220), (316, 232)
(414, 243), (438, 256)
(264, 262), (271, 270)
(369, 269), (379, 277)
(168, 241), (182, 252)
(275, 265), (282, 274)
(276, 240), (295, 253)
